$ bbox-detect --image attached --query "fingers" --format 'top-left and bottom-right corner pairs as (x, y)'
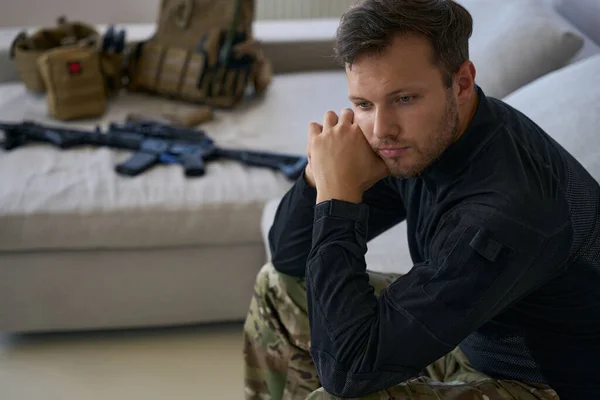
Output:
(323, 110), (338, 129)
(309, 107), (352, 143)
(322, 109), (353, 130)
(307, 122), (322, 160)
(307, 123), (323, 169)
(313, 122), (324, 131)
(339, 108), (354, 125)
(308, 122), (323, 138)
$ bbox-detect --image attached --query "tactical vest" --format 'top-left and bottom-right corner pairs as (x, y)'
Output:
(9, 17), (126, 121)
(127, 0), (272, 109)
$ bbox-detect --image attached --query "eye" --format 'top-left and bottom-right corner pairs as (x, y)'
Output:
(355, 101), (372, 109)
(397, 96), (413, 104)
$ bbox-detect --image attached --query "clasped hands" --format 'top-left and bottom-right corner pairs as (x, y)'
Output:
(305, 108), (389, 204)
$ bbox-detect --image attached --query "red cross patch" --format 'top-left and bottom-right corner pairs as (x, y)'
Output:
(66, 61), (83, 75)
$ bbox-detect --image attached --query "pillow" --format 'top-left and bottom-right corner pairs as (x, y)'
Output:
(503, 54), (600, 181)
(459, 0), (584, 99)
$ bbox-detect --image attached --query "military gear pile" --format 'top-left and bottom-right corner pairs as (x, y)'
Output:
(128, 0), (272, 108)
(9, 0), (273, 122)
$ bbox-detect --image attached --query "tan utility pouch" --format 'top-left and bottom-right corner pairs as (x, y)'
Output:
(37, 46), (107, 121)
(10, 18), (100, 93)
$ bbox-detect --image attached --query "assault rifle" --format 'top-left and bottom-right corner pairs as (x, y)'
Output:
(0, 120), (308, 179)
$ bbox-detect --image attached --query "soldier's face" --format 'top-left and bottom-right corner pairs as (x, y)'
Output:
(346, 34), (462, 178)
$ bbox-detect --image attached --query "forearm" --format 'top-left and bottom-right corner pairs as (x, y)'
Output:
(269, 173), (406, 277)
(268, 169), (317, 277)
(306, 200), (449, 397)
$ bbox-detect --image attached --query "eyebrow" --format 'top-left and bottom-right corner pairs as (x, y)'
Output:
(348, 88), (412, 102)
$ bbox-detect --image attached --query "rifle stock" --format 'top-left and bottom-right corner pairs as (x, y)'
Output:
(214, 148), (307, 180)
(0, 123), (25, 150)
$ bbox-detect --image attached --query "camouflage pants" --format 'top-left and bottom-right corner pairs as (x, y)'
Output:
(243, 263), (560, 400)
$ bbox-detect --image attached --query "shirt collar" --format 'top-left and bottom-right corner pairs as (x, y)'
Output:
(420, 85), (504, 185)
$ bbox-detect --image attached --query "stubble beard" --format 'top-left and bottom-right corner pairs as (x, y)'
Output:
(386, 93), (461, 179)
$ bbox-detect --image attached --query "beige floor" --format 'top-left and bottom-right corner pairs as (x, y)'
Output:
(0, 322), (245, 400)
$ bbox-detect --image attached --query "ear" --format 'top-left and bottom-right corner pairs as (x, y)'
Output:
(453, 60), (477, 106)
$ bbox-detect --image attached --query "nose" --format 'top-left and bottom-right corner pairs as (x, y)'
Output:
(373, 107), (399, 140)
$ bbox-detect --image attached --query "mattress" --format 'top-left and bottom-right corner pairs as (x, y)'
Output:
(0, 71), (350, 252)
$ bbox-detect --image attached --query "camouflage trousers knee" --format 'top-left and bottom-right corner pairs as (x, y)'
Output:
(243, 263), (560, 400)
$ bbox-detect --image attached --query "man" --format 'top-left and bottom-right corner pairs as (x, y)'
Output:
(243, 0), (600, 399)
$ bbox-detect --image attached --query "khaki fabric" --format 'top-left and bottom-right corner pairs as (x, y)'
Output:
(155, 0), (255, 48)
(243, 263), (561, 400)
(128, 0), (272, 109)
(37, 46), (107, 120)
(10, 18), (99, 93)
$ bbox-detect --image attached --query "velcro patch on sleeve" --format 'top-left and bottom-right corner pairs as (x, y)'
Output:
(469, 229), (503, 262)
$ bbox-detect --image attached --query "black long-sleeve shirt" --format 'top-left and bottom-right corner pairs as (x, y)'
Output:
(268, 86), (600, 399)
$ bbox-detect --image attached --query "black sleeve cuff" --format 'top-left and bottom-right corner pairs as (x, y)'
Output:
(314, 198), (369, 223)
(312, 199), (370, 253)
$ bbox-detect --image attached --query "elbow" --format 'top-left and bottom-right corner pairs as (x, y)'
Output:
(271, 257), (306, 277)
(311, 348), (376, 399)
(320, 380), (361, 399)
(318, 371), (384, 398)
(317, 370), (356, 398)
(268, 232), (307, 277)
(317, 365), (414, 398)
(311, 336), (419, 398)
(321, 384), (352, 398)
(269, 247), (306, 278)
(311, 348), (352, 397)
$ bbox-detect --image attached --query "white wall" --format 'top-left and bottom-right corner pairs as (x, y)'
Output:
(0, 0), (161, 26)
(256, 0), (358, 21)
(0, 0), (358, 27)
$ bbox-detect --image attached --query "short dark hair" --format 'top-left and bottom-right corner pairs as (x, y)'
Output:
(333, 0), (473, 86)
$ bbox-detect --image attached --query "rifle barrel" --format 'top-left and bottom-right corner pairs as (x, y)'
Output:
(1, 119), (305, 180)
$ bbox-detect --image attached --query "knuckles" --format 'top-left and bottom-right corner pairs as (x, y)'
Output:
(309, 108), (359, 141)
(325, 110), (338, 119)
(307, 122), (322, 135)
(338, 108), (354, 126)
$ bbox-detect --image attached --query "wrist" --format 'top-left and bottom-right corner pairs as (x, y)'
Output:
(303, 165), (316, 188)
(316, 188), (363, 204)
